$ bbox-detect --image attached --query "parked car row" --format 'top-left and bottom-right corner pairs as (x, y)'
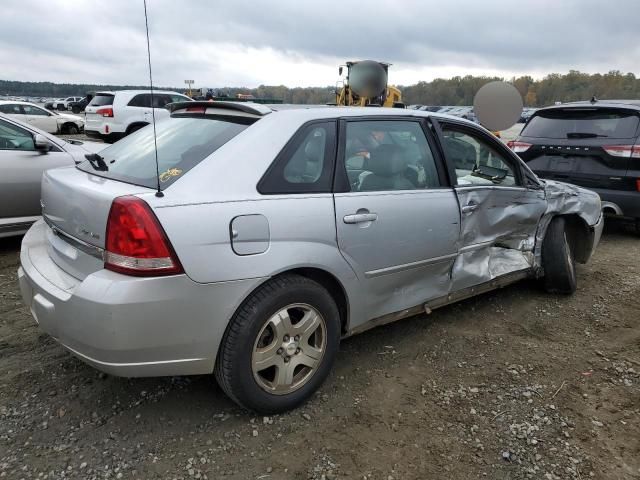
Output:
(409, 105), (538, 124)
(0, 100), (85, 134)
(11, 101), (603, 413)
(43, 96), (84, 111)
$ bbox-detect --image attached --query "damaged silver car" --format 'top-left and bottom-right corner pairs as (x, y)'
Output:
(18, 102), (603, 413)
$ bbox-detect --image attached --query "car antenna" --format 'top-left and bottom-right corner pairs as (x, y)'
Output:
(143, 0), (163, 198)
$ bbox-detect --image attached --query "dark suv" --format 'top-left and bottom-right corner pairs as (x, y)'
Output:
(509, 100), (640, 231)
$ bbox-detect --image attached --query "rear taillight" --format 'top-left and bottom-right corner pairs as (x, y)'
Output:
(96, 107), (114, 117)
(506, 141), (532, 153)
(185, 106), (207, 113)
(104, 196), (183, 276)
(602, 145), (640, 158)
(636, 179), (640, 192)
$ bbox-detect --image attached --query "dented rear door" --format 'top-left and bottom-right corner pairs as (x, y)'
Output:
(436, 121), (546, 291)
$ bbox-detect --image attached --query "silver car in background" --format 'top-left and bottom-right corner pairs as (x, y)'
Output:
(0, 113), (105, 238)
(18, 102), (603, 413)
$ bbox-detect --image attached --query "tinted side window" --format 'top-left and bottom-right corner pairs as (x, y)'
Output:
(22, 105), (50, 116)
(441, 126), (519, 187)
(259, 121), (336, 194)
(344, 120), (441, 192)
(127, 94), (152, 108)
(0, 104), (23, 114)
(88, 94), (114, 107)
(0, 119), (35, 151)
(170, 94), (191, 103)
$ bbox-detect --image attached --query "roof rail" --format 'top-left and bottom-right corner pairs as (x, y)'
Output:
(168, 100), (272, 116)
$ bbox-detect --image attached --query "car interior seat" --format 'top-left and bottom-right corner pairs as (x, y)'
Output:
(358, 144), (415, 191)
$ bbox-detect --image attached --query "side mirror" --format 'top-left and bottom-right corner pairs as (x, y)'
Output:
(34, 134), (52, 153)
(339, 66), (343, 76)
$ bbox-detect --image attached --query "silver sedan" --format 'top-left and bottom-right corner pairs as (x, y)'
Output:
(18, 102), (603, 413)
(0, 113), (105, 238)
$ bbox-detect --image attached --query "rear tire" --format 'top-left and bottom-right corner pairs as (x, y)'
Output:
(542, 216), (577, 294)
(215, 274), (341, 413)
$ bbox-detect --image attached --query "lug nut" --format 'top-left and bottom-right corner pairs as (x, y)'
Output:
(277, 348), (283, 355)
(284, 356), (290, 363)
(283, 335), (290, 342)
(295, 348), (300, 354)
(294, 335), (300, 341)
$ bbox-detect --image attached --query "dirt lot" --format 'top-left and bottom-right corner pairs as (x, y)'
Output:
(0, 222), (638, 480)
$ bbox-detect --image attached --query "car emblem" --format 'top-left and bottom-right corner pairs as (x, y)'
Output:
(78, 227), (100, 240)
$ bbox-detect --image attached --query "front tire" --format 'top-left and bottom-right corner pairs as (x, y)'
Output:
(63, 123), (79, 134)
(542, 216), (577, 294)
(215, 274), (341, 413)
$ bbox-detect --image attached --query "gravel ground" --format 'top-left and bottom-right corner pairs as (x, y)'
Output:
(1, 222), (639, 479)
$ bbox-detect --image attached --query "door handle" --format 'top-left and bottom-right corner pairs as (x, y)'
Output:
(461, 203), (479, 214)
(343, 212), (378, 224)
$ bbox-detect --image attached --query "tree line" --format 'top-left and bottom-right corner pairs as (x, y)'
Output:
(2, 70), (640, 107)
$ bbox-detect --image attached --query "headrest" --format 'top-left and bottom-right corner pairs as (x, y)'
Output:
(304, 135), (324, 162)
(368, 144), (407, 177)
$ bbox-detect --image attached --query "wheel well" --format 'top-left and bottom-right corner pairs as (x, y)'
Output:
(277, 268), (349, 334)
(126, 122), (149, 134)
(561, 214), (591, 263)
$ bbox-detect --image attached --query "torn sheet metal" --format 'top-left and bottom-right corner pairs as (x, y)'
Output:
(451, 186), (546, 290)
(533, 180), (602, 269)
(451, 247), (533, 291)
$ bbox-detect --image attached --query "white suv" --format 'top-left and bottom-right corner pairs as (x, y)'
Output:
(84, 90), (192, 143)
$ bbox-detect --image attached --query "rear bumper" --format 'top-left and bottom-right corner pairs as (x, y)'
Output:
(589, 187), (640, 220)
(18, 220), (266, 377)
(84, 130), (123, 143)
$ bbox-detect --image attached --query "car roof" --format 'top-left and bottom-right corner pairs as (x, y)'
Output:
(94, 90), (186, 95)
(169, 101), (484, 129)
(0, 100), (44, 106)
(537, 99), (640, 112)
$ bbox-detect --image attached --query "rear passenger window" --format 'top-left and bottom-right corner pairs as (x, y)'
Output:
(258, 121), (336, 194)
(127, 94), (152, 108)
(343, 120), (441, 192)
(88, 94), (114, 107)
(0, 104), (22, 114)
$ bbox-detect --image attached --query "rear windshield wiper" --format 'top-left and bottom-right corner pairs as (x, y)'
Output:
(84, 153), (108, 171)
(566, 132), (608, 138)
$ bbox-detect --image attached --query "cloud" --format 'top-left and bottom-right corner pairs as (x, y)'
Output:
(0, 0), (639, 88)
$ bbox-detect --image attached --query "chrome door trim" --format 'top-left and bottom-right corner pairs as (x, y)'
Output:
(365, 252), (458, 278)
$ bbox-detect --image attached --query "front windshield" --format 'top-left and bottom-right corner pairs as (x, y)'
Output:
(77, 116), (250, 189)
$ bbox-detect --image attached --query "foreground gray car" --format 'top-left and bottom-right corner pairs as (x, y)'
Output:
(0, 113), (105, 238)
(18, 102), (603, 412)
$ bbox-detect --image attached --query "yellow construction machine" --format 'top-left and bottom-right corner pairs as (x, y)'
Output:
(335, 60), (403, 108)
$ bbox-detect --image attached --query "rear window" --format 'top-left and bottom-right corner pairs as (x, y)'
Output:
(88, 94), (114, 107)
(77, 116), (250, 189)
(522, 108), (640, 139)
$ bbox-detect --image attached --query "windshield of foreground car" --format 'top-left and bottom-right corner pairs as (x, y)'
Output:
(76, 116), (250, 189)
(521, 108), (640, 139)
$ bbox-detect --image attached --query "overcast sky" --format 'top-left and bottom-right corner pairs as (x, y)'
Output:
(2, 0), (639, 88)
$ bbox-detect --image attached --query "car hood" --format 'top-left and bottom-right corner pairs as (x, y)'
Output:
(542, 179), (601, 226)
(56, 113), (84, 123)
